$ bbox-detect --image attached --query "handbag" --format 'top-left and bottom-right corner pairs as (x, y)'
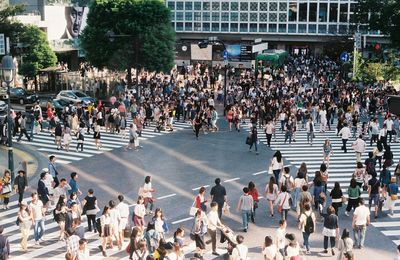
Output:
(245, 136), (252, 145)
(268, 165), (273, 175)
(391, 194), (398, 201)
(189, 201), (198, 216)
(278, 193), (287, 213)
(1, 184), (11, 195)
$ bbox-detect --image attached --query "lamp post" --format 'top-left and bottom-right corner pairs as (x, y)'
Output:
(1, 55), (16, 182)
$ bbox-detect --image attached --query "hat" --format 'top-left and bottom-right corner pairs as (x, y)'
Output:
(42, 168), (49, 173)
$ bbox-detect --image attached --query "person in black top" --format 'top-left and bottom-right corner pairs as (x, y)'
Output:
(368, 172), (381, 219)
(82, 189), (98, 232)
(13, 170), (28, 204)
(37, 172), (49, 207)
(210, 178), (227, 219)
(330, 182), (343, 215)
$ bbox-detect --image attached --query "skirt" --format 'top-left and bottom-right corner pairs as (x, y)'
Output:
(102, 224), (111, 237)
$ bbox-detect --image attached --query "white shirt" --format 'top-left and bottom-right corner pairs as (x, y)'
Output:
(354, 205), (370, 225)
(143, 182), (152, 198)
(109, 208), (121, 227)
(207, 210), (220, 231)
(385, 119), (394, 131)
(271, 157), (283, 170)
(232, 244), (248, 260)
(319, 110), (327, 121)
(262, 244), (277, 260)
(116, 202), (130, 218)
(29, 200), (44, 220)
(338, 127), (351, 139)
(352, 138), (366, 153)
(276, 227), (286, 249)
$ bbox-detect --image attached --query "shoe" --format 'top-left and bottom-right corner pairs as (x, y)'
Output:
(212, 252), (220, 256)
(102, 251), (107, 257)
(243, 228), (247, 232)
(323, 249), (328, 253)
(306, 250), (311, 254)
(332, 249), (335, 255)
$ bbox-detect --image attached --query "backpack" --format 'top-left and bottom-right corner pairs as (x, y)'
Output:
(304, 213), (314, 234)
(284, 175), (293, 190)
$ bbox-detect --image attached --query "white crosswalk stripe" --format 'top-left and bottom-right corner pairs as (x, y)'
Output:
(12, 120), (192, 165)
(244, 119), (400, 246)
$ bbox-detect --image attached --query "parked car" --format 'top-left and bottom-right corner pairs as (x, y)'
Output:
(0, 100), (8, 114)
(56, 90), (96, 106)
(9, 87), (39, 105)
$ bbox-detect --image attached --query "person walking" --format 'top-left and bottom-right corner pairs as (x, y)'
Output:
(29, 192), (46, 245)
(236, 187), (254, 232)
(133, 196), (146, 232)
(14, 170), (28, 205)
(388, 177), (399, 216)
(338, 123), (351, 153)
(298, 203), (316, 254)
(322, 139), (332, 167)
(63, 125), (72, 152)
(368, 172), (381, 219)
(264, 119), (274, 147)
(270, 151), (284, 185)
(275, 185), (291, 220)
(210, 178), (227, 219)
(116, 194), (129, 243)
(195, 187), (208, 212)
(262, 235), (278, 260)
(248, 126), (259, 154)
(322, 206), (339, 256)
(265, 176), (279, 218)
(76, 128), (84, 152)
(16, 114), (31, 142)
(231, 235), (248, 260)
(48, 155), (60, 188)
(81, 189), (99, 233)
(330, 182), (344, 215)
(337, 229), (354, 260)
(306, 117), (315, 145)
(37, 172), (50, 211)
(345, 178), (361, 216)
(93, 125), (102, 150)
(0, 170), (12, 209)
(207, 202), (225, 256)
(99, 206), (111, 257)
(352, 198), (370, 249)
(125, 123), (138, 151)
(17, 203), (32, 251)
(0, 226), (10, 260)
(248, 181), (259, 223)
(192, 209), (207, 259)
(352, 135), (366, 163)
(141, 176), (155, 215)
(194, 114), (202, 140)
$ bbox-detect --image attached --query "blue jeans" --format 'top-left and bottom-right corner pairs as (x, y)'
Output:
(249, 141), (258, 152)
(34, 219), (45, 241)
(353, 225), (367, 247)
(241, 210), (251, 229)
(273, 170), (281, 184)
(302, 232), (310, 251)
(292, 187), (301, 210)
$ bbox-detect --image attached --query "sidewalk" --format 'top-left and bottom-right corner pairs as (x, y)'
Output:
(0, 145), (43, 179)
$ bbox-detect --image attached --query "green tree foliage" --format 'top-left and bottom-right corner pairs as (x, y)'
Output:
(0, 4), (25, 55)
(357, 0), (400, 48)
(18, 25), (57, 78)
(81, 0), (175, 74)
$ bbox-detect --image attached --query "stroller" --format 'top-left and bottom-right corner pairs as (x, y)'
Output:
(219, 226), (237, 256)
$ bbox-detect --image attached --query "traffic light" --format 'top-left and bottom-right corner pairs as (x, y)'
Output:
(198, 40), (209, 49)
(388, 95), (400, 116)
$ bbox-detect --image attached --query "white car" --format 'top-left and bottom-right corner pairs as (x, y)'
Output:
(56, 90), (96, 105)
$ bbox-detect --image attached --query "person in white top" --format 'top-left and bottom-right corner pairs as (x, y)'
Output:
(231, 235), (248, 260)
(29, 192), (46, 245)
(108, 200), (122, 250)
(264, 120), (275, 147)
(207, 202), (225, 256)
(116, 195), (130, 244)
(352, 135), (366, 162)
(141, 176), (155, 215)
(384, 116), (394, 143)
(319, 107), (327, 132)
(338, 123), (351, 153)
(275, 186), (292, 220)
(265, 176), (279, 218)
(352, 198), (370, 249)
(77, 238), (90, 260)
(275, 219), (287, 257)
(262, 235), (277, 260)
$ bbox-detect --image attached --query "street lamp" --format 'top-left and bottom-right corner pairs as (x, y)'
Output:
(1, 55), (16, 182)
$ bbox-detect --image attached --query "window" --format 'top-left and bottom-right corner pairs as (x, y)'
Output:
(221, 12), (229, 21)
(250, 23), (258, 32)
(279, 24), (286, 33)
(171, 22), (175, 28)
(194, 12), (201, 21)
(231, 2), (238, 11)
(176, 2), (183, 10)
(250, 13), (258, 22)
(212, 12), (219, 21)
(176, 22), (183, 31)
(269, 24), (277, 32)
(299, 3), (307, 22)
(230, 12), (238, 21)
(309, 3), (317, 22)
(308, 24), (316, 33)
(288, 24), (296, 33)
(167, 2), (174, 10)
(170, 11), (175, 20)
(298, 24), (307, 33)
(240, 23), (248, 32)
(212, 23), (219, 31)
(230, 23), (238, 32)
(203, 2), (210, 11)
(279, 2), (287, 12)
(329, 3), (338, 22)
(340, 4), (348, 23)
(194, 22), (202, 31)
(279, 13), (287, 22)
(259, 24), (267, 32)
(240, 2), (248, 11)
(269, 13), (277, 22)
(185, 22), (192, 31)
(250, 2), (258, 11)
(194, 2), (201, 10)
(339, 25), (347, 34)
(260, 2), (268, 11)
(185, 12), (192, 21)
(319, 3), (327, 22)
(289, 3), (297, 22)
(269, 2), (277, 11)
(222, 2), (229, 11)
(185, 2), (192, 10)
(260, 13), (268, 22)
(203, 22), (210, 31)
(212, 2), (219, 11)
(328, 24), (337, 34)
(318, 24), (327, 34)
(203, 12), (210, 21)
(176, 12), (183, 21)
(240, 13), (248, 21)
(221, 23), (229, 31)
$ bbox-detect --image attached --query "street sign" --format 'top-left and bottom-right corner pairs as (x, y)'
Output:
(0, 34), (5, 55)
(252, 42), (269, 53)
(340, 52), (350, 62)
(223, 50), (228, 61)
(355, 33), (362, 50)
(254, 38), (262, 44)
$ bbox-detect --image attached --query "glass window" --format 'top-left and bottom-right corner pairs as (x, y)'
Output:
(240, 2), (248, 11)
(230, 12), (238, 21)
(222, 2), (229, 11)
(185, 2), (192, 10)
(269, 2), (277, 11)
(279, 13), (287, 22)
(212, 23), (219, 31)
(298, 24), (307, 33)
(212, 12), (219, 21)
(309, 3), (317, 22)
(339, 25), (347, 34)
(279, 24), (286, 33)
(194, 12), (201, 21)
(250, 2), (258, 11)
(250, 13), (258, 22)
(289, 3), (297, 22)
(185, 12), (192, 21)
(171, 11), (175, 21)
(269, 24), (277, 32)
(240, 23), (248, 32)
(260, 2), (268, 11)
(269, 13), (277, 22)
(279, 2), (287, 12)
(194, 22), (201, 31)
(319, 3), (327, 22)
(259, 24), (267, 32)
(176, 22), (183, 31)
(185, 22), (192, 31)
(194, 2), (201, 10)
(350, 3), (356, 13)
(260, 13), (268, 22)
(171, 22), (175, 28)
(176, 12), (183, 21)
(230, 23), (238, 32)
(318, 24), (327, 34)
(203, 22), (210, 31)
(221, 12), (229, 21)
(328, 24), (337, 34)
(176, 2), (183, 10)
(240, 13), (248, 21)
(349, 13), (355, 23)
(221, 23), (229, 31)
(250, 23), (258, 32)
(231, 2), (238, 11)
(167, 2), (174, 10)
(203, 12), (210, 21)
(299, 3), (307, 22)
(288, 24), (296, 33)
(308, 24), (316, 33)
(340, 4), (348, 23)
(212, 2), (219, 11)
(203, 2), (210, 11)
(329, 3), (338, 22)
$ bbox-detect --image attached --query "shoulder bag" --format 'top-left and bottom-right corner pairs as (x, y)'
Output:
(278, 193), (287, 213)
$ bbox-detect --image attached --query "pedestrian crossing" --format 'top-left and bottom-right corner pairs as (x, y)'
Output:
(13, 120), (192, 165)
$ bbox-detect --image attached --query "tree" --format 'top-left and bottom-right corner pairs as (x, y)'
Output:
(80, 0), (175, 85)
(357, 0), (400, 48)
(0, 4), (25, 55)
(18, 25), (57, 86)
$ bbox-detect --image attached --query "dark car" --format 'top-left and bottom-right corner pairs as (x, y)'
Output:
(9, 87), (39, 105)
(38, 98), (70, 118)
